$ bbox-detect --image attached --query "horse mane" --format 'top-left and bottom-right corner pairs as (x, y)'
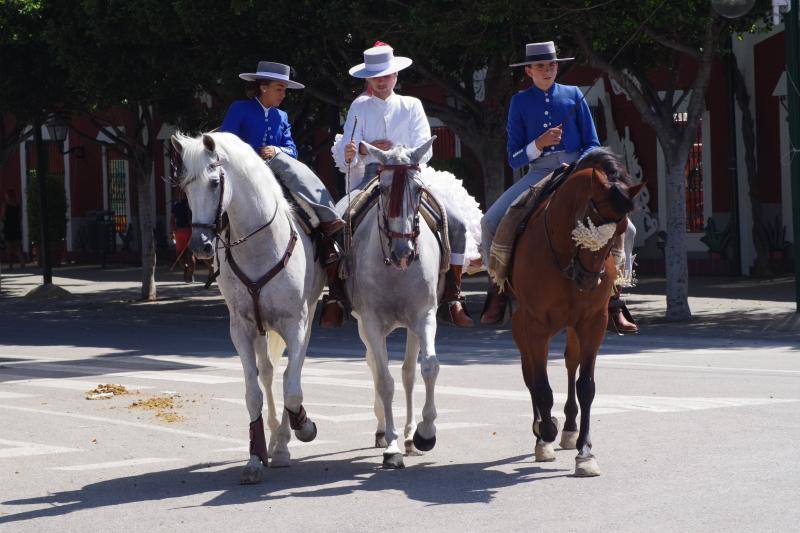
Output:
(175, 131), (291, 219)
(574, 147), (634, 187)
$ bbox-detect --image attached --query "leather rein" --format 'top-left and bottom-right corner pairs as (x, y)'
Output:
(375, 164), (424, 266)
(541, 169), (626, 291)
(192, 157), (297, 335)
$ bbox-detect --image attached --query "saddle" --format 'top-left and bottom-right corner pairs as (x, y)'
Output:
(488, 162), (576, 289)
(342, 176), (451, 274)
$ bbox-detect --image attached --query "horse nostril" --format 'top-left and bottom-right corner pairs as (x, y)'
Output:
(203, 243), (213, 254)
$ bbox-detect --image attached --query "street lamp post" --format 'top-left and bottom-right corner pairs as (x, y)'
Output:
(786, 0), (800, 312)
(32, 119), (52, 285)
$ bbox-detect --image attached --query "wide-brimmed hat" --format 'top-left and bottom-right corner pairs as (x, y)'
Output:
(348, 45), (412, 79)
(239, 61), (305, 89)
(509, 41), (574, 67)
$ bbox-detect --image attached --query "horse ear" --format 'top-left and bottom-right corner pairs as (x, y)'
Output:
(361, 141), (386, 163)
(590, 167), (608, 197)
(202, 134), (216, 153)
(410, 135), (436, 165)
(170, 135), (183, 156)
(627, 182), (646, 200)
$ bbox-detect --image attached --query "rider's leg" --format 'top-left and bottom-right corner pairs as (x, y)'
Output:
(608, 219), (638, 334)
(267, 152), (342, 226)
(479, 157), (571, 325)
(319, 223), (348, 328)
(440, 212), (473, 327)
(479, 173), (540, 325)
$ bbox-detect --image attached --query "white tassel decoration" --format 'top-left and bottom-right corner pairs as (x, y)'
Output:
(571, 219), (617, 252)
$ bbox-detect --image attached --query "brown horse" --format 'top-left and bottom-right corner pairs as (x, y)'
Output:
(510, 148), (644, 477)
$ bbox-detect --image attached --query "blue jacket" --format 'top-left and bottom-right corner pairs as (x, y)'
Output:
(219, 98), (298, 159)
(506, 83), (599, 169)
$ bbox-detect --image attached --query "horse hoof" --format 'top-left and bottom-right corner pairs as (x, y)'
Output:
(239, 465), (263, 484)
(559, 430), (579, 450)
(412, 429), (436, 452)
(405, 438), (422, 456)
(382, 452), (405, 469)
(294, 421), (317, 443)
(574, 454), (601, 477)
(270, 451), (291, 468)
(535, 442), (556, 462)
(375, 431), (388, 448)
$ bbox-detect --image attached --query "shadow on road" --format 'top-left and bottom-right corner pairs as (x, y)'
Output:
(0, 453), (567, 522)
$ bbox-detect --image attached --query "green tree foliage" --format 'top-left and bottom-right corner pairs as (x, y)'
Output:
(0, 1), (76, 167)
(540, 0), (770, 320)
(40, 0), (222, 299)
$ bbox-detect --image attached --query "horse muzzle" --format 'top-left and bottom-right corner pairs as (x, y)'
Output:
(389, 240), (415, 271)
(190, 229), (215, 260)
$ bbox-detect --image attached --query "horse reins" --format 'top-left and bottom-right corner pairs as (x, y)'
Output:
(375, 163), (423, 266)
(194, 156), (297, 335)
(542, 169), (625, 290)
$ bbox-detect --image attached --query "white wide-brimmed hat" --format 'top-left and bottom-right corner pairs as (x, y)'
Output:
(509, 41), (574, 67)
(348, 45), (412, 78)
(239, 61), (305, 89)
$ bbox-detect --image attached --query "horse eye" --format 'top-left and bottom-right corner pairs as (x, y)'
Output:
(210, 180), (220, 189)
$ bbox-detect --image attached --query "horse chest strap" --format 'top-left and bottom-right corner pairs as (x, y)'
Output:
(226, 228), (298, 335)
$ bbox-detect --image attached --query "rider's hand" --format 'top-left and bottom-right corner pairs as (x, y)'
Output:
(260, 146), (277, 160)
(535, 125), (562, 150)
(370, 139), (393, 151)
(344, 141), (357, 163)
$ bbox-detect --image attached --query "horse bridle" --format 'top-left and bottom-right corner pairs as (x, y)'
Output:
(189, 156), (282, 248)
(543, 169), (627, 290)
(376, 163), (424, 266)
(185, 155), (296, 335)
(189, 158), (227, 236)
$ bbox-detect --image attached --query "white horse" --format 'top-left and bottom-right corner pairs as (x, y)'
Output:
(170, 132), (323, 484)
(343, 139), (441, 469)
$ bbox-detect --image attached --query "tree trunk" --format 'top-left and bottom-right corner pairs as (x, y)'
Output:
(481, 137), (507, 209)
(731, 56), (769, 276)
(459, 131), (506, 209)
(135, 161), (157, 300)
(663, 152), (692, 320)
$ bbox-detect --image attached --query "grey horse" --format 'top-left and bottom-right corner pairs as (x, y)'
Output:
(171, 132), (323, 484)
(341, 138), (442, 469)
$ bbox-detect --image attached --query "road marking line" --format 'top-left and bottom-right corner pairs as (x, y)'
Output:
(0, 405), (245, 444)
(113, 371), (242, 384)
(432, 422), (490, 430)
(3, 378), (153, 391)
(50, 458), (181, 471)
(0, 391), (37, 399)
(0, 438), (83, 459)
(600, 361), (800, 374)
(515, 394), (797, 415)
(212, 398), (458, 422)
(213, 440), (338, 453)
(143, 355), (362, 376)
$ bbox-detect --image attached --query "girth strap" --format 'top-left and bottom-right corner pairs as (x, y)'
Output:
(225, 227), (298, 335)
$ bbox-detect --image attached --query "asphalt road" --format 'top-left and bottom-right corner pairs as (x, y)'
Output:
(1, 277), (799, 532)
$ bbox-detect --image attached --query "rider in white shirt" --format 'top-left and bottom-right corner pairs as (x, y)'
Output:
(333, 43), (475, 327)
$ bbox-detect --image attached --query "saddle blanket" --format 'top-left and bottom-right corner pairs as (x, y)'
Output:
(488, 163), (575, 289)
(343, 176), (451, 273)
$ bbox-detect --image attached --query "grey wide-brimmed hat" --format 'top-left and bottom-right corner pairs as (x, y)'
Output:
(509, 41), (574, 67)
(239, 61), (305, 89)
(348, 45), (413, 79)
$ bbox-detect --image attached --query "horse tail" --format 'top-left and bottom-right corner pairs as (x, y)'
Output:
(267, 332), (286, 368)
